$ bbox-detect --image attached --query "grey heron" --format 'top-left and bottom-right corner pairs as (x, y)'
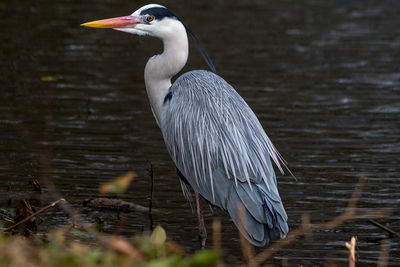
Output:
(82, 4), (289, 247)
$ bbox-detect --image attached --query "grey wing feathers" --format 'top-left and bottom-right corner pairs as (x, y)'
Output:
(161, 70), (288, 246)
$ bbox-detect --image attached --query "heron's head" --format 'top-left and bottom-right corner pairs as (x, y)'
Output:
(82, 4), (217, 73)
(81, 4), (181, 38)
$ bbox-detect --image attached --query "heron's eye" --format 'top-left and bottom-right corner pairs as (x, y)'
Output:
(146, 15), (154, 22)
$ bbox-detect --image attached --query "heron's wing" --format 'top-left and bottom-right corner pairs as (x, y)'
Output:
(161, 70), (288, 245)
(161, 70), (285, 198)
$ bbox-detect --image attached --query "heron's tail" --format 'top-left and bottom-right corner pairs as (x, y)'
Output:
(225, 182), (288, 246)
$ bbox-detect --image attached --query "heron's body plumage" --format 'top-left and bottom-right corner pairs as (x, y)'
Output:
(161, 70), (288, 245)
(82, 3), (290, 247)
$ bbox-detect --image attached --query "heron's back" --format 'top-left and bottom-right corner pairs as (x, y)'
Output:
(161, 70), (288, 246)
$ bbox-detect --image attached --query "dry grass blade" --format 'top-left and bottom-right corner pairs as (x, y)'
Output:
(377, 239), (391, 267)
(99, 171), (135, 194)
(212, 219), (221, 254)
(237, 204), (256, 267)
(345, 236), (356, 267)
(107, 236), (145, 261)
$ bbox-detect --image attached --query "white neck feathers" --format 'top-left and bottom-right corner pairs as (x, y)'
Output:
(144, 19), (188, 126)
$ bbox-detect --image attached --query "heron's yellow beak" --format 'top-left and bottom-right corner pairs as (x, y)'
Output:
(81, 16), (141, 28)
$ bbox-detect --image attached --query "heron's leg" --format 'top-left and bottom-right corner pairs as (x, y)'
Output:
(195, 192), (207, 248)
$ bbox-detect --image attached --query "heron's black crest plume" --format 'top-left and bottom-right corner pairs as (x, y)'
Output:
(140, 6), (216, 73)
(185, 26), (217, 74)
(140, 7), (177, 20)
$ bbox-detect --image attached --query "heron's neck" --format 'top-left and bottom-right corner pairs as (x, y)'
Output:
(144, 23), (188, 126)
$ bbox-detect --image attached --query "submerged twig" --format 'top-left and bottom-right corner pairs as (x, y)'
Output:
(14, 200), (37, 236)
(0, 210), (14, 223)
(84, 198), (149, 212)
(368, 219), (400, 238)
(3, 198), (65, 233)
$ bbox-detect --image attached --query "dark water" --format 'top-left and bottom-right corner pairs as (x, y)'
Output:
(1, 0), (399, 265)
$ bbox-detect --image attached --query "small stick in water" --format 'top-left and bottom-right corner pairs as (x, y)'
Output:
(2, 198), (65, 233)
(368, 219), (400, 238)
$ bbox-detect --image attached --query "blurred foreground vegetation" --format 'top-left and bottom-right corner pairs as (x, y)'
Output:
(0, 174), (220, 267)
(0, 175), (394, 266)
(0, 224), (220, 267)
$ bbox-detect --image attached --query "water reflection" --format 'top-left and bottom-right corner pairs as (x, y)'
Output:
(1, 0), (399, 265)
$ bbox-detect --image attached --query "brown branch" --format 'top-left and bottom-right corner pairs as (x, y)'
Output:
(2, 198), (65, 233)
